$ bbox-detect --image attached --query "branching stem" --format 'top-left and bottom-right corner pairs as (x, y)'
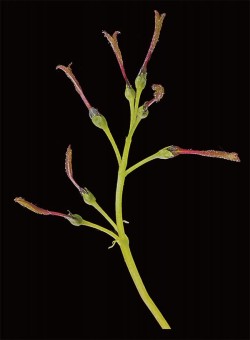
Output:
(114, 88), (171, 329)
(126, 152), (158, 176)
(103, 126), (122, 165)
(92, 201), (118, 232)
(82, 220), (118, 239)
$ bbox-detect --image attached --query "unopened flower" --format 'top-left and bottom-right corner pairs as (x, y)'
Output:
(88, 107), (108, 129)
(137, 105), (149, 119)
(65, 144), (83, 192)
(139, 10), (166, 75)
(135, 72), (147, 93)
(56, 63), (92, 110)
(103, 30), (131, 87)
(14, 197), (84, 226)
(65, 145), (96, 205)
(165, 146), (240, 162)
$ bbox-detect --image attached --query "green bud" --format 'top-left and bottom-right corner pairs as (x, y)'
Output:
(67, 213), (84, 226)
(81, 187), (96, 205)
(92, 114), (108, 129)
(157, 147), (175, 160)
(89, 107), (108, 130)
(135, 72), (147, 92)
(137, 105), (149, 119)
(125, 85), (136, 102)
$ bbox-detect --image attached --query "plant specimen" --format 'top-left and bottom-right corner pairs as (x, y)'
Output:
(14, 10), (240, 329)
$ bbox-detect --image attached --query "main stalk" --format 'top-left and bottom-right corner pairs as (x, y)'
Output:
(114, 131), (171, 329)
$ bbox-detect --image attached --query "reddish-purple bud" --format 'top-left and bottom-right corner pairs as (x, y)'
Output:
(166, 146), (240, 162)
(56, 63), (92, 110)
(65, 145), (84, 192)
(14, 197), (55, 215)
(139, 10), (166, 75)
(65, 146), (96, 204)
(102, 30), (131, 86)
(14, 197), (83, 225)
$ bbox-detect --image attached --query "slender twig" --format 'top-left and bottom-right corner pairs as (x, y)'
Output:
(103, 126), (122, 165)
(82, 220), (118, 239)
(93, 201), (118, 232)
(126, 153), (158, 176)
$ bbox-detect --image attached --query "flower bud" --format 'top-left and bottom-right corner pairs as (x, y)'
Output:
(89, 107), (108, 130)
(14, 197), (85, 226)
(137, 105), (149, 119)
(14, 197), (52, 215)
(65, 145), (83, 192)
(125, 85), (135, 102)
(163, 145), (240, 162)
(66, 213), (84, 226)
(135, 72), (147, 92)
(139, 11), (166, 75)
(103, 30), (131, 86)
(81, 187), (96, 205)
(56, 63), (92, 110)
(157, 147), (175, 159)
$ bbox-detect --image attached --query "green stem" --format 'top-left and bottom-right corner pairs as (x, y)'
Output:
(115, 134), (133, 234)
(119, 240), (171, 329)
(103, 126), (122, 165)
(126, 152), (158, 176)
(114, 132), (171, 329)
(134, 88), (142, 117)
(92, 201), (118, 232)
(130, 116), (142, 136)
(113, 85), (170, 329)
(82, 220), (118, 239)
(128, 88), (142, 134)
(129, 102), (135, 132)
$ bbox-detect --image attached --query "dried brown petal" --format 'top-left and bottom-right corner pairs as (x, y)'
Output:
(152, 84), (165, 102)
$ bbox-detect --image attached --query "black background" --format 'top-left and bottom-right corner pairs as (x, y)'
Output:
(1, 1), (249, 339)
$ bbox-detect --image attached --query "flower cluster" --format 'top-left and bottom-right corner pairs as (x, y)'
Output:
(14, 10), (240, 330)
(15, 8), (240, 240)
